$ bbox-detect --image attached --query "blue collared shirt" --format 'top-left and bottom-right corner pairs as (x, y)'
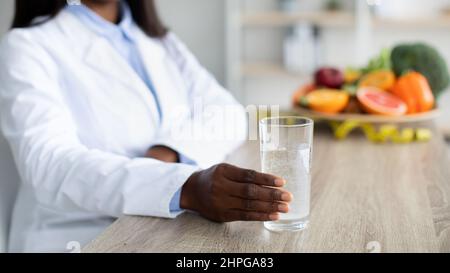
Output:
(66, 2), (185, 212)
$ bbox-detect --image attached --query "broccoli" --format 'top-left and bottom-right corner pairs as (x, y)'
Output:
(391, 43), (450, 98)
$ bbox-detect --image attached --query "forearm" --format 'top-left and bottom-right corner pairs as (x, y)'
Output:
(145, 145), (180, 163)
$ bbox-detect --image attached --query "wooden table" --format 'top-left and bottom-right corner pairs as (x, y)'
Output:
(84, 126), (450, 253)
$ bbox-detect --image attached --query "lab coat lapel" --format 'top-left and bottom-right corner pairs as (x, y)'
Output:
(83, 37), (161, 125)
(134, 30), (172, 121)
(57, 9), (145, 93)
(56, 10), (162, 125)
(84, 38), (134, 88)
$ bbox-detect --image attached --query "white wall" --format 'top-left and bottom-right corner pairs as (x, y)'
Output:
(156, 0), (226, 84)
(0, 0), (14, 35)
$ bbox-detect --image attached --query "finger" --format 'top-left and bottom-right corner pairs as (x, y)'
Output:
(227, 181), (292, 202)
(224, 210), (279, 222)
(226, 196), (289, 213)
(220, 164), (285, 187)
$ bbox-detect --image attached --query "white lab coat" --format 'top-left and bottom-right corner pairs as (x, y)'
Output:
(0, 10), (247, 253)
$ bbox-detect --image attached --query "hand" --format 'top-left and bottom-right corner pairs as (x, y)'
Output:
(145, 145), (179, 163)
(180, 163), (292, 222)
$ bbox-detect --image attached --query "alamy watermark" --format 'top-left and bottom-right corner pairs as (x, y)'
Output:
(366, 241), (381, 253)
(126, 98), (281, 144)
(66, 241), (81, 253)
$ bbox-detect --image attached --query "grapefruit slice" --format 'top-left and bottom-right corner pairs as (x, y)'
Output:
(357, 87), (407, 116)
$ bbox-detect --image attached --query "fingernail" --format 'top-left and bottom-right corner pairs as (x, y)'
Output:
(281, 192), (292, 201)
(274, 178), (285, 186)
(278, 203), (289, 213)
(269, 213), (279, 221)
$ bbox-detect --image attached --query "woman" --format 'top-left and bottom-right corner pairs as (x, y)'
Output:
(0, 0), (291, 252)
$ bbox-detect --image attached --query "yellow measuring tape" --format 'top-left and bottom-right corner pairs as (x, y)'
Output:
(329, 121), (432, 143)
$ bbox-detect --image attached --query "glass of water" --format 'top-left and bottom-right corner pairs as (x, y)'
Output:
(259, 116), (314, 232)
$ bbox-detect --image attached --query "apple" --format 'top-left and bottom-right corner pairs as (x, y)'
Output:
(315, 67), (345, 89)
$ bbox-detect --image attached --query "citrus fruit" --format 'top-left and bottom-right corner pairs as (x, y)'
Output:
(344, 68), (362, 84)
(292, 83), (317, 106)
(359, 70), (396, 91)
(356, 87), (407, 116)
(302, 89), (349, 114)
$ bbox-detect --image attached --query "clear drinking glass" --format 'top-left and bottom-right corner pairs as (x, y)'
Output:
(259, 117), (314, 232)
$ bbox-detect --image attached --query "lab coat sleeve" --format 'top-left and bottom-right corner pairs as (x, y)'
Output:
(154, 33), (248, 169)
(0, 30), (199, 219)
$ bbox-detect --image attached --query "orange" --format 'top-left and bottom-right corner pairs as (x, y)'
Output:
(303, 89), (349, 114)
(359, 70), (396, 91)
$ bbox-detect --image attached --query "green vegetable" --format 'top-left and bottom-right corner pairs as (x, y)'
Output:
(342, 84), (358, 96)
(325, 0), (342, 11)
(391, 43), (450, 98)
(361, 48), (391, 74)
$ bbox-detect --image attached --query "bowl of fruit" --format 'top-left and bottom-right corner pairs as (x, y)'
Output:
(292, 43), (449, 124)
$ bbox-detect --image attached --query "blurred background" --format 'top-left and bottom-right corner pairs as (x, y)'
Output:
(0, 0), (449, 139)
(1, 0), (449, 253)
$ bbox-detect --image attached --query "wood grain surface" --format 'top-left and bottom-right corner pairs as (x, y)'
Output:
(84, 125), (450, 253)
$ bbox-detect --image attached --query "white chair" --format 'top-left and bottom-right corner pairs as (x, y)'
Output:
(0, 132), (19, 253)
